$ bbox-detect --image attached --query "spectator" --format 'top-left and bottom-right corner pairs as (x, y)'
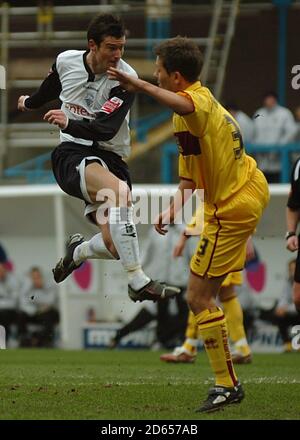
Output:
(226, 102), (254, 143)
(110, 224), (193, 349)
(0, 263), (19, 342)
(253, 91), (297, 182)
(18, 267), (59, 347)
(259, 259), (300, 352)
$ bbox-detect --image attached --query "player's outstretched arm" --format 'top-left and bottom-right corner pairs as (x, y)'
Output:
(17, 63), (62, 112)
(107, 67), (194, 115)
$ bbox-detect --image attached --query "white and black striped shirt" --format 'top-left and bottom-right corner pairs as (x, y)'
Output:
(25, 50), (137, 158)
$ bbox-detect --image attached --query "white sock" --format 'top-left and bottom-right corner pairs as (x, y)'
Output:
(73, 233), (114, 265)
(234, 337), (249, 350)
(109, 206), (150, 290)
(186, 338), (198, 349)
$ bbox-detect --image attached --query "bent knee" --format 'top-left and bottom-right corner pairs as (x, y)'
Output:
(102, 236), (119, 259)
(96, 181), (130, 207)
(186, 288), (215, 315)
(219, 286), (237, 302)
(117, 181), (131, 206)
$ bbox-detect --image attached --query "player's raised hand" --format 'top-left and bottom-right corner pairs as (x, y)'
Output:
(17, 95), (30, 111)
(154, 208), (175, 236)
(107, 67), (140, 93)
(154, 212), (169, 236)
(44, 109), (68, 129)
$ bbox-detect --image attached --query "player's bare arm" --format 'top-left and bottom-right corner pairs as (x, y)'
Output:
(173, 232), (189, 257)
(154, 178), (195, 235)
(107, 67), (194, 115)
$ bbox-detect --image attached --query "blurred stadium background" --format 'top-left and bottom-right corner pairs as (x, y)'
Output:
(0, 0), (300, 420)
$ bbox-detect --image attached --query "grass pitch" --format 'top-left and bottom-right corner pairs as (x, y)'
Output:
(0, 349), (299, 420)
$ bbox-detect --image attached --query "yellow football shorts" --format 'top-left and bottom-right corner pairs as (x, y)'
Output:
(190, 168), (269, 277)
(222, 271), (243, 287)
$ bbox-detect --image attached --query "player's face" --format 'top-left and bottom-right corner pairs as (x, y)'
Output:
(31, 270), (43, 289)
(154, 56), (177, 91)
(263, 96), (277, 109)
(90, 36), (126, 72)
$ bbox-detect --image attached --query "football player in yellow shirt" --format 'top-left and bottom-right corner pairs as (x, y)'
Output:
(108, 36), (269, 413)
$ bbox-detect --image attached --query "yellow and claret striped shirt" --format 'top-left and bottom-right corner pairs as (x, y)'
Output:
(174, 81), (257, 205)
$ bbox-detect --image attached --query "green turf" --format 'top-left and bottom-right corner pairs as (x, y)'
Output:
(0, 349), (299, 420)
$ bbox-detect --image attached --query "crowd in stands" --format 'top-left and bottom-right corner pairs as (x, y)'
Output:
(0, 243), (59, 348)
(226, 91), (300, 182)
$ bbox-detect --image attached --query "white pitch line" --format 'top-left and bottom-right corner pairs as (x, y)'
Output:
(7, 377), (300, 387)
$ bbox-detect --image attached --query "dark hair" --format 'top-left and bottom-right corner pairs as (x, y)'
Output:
(155, 36), (203, 82)
(263, 90), (278, 100)
(30, 266), (42, 274)
(87, 14), (125, 46)
(226, 102), (239, 112)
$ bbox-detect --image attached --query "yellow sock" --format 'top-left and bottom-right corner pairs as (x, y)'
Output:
(222, 296), (251, 357)
(196, 307), (238, 388)
(183, 311), (198, 353)
(284, 341), (292, 352)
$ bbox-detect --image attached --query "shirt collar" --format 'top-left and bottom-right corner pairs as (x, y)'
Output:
(183, 80), (202, 92)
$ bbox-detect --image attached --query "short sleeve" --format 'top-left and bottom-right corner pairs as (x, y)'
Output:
(178, 89), (210, 137)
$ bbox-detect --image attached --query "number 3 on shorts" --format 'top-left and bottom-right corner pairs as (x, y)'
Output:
(199, 237), (209, 256)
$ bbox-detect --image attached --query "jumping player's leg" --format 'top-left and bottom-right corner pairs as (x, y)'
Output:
(53, 161), (180, 300)
(73, 221), (116, 263)
(83, 162), (152, 291)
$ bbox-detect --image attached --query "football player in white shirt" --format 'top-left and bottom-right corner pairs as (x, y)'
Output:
(18, 14), (179, 303)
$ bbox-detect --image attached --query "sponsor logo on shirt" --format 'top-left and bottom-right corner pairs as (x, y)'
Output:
(65, 103), (95, 118)
(100, 96), (123, 114)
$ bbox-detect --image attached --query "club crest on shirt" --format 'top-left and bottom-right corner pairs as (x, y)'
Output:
(84, 94), (94, 108)
(100, 96), (123, 114)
